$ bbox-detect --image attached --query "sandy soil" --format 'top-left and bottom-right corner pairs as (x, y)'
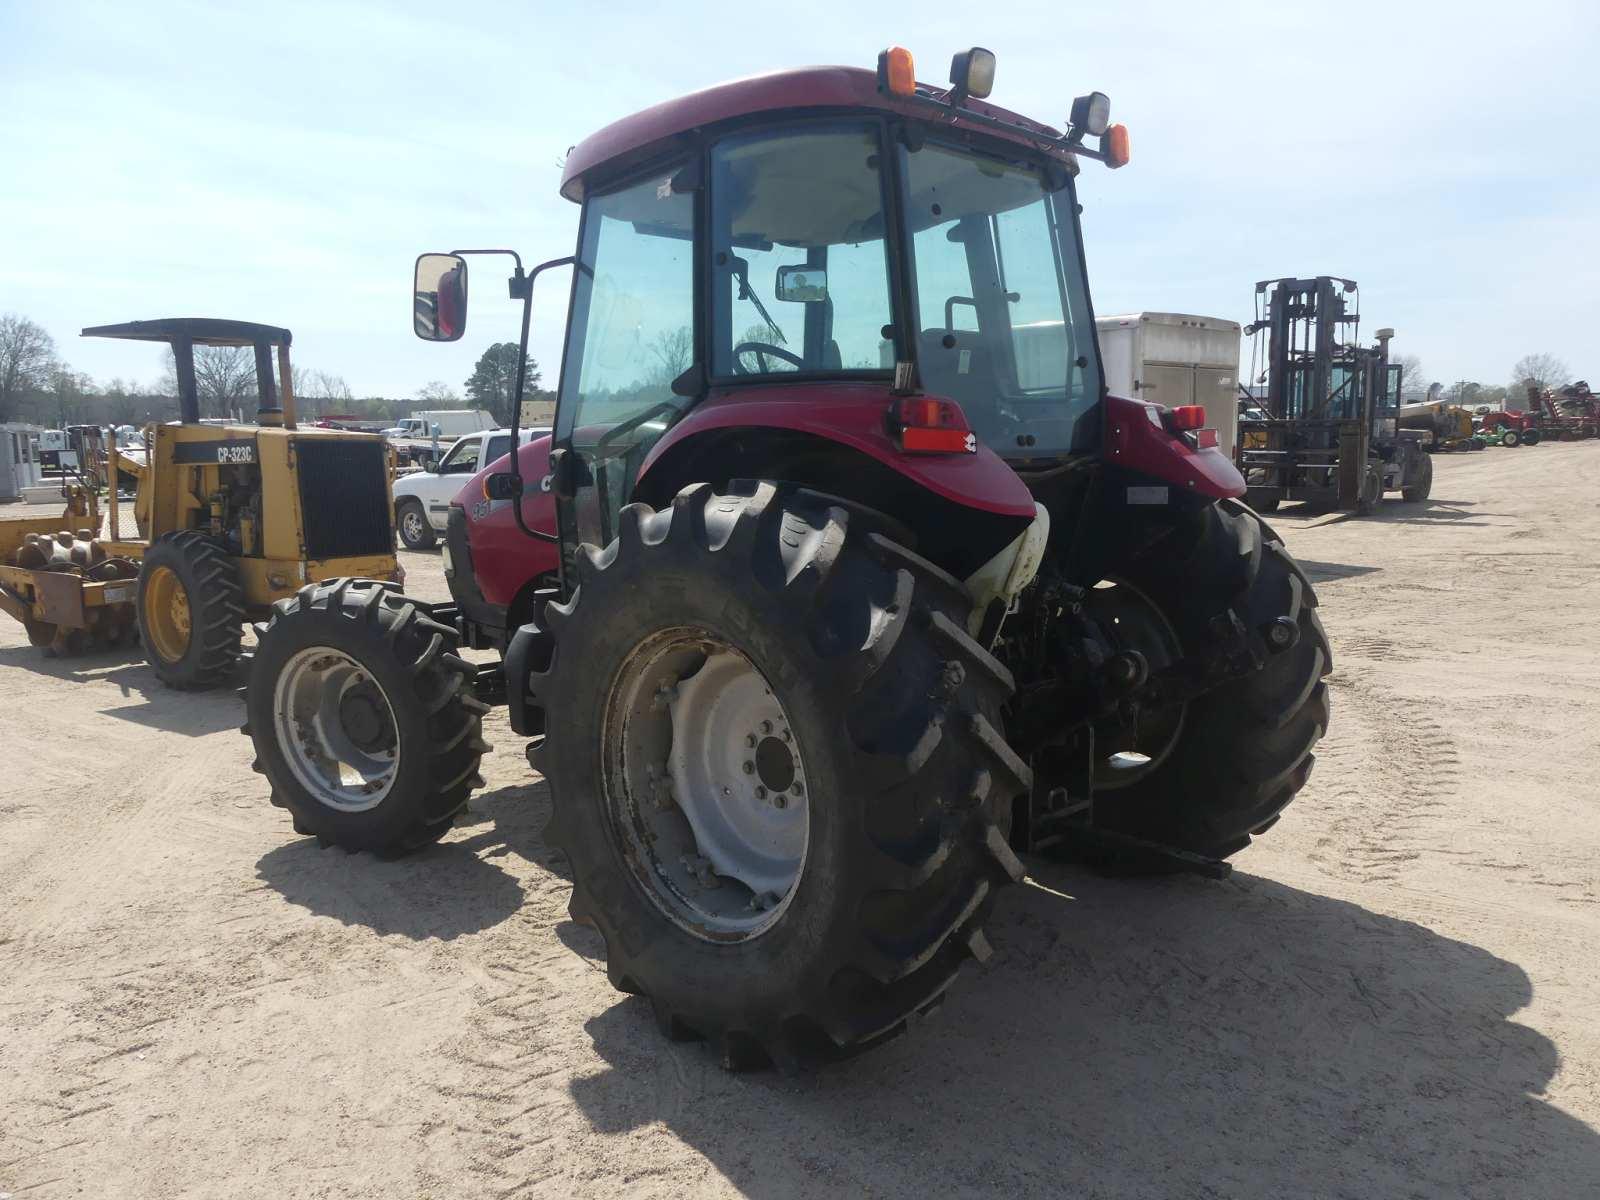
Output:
(2, 443), (1598, 1199)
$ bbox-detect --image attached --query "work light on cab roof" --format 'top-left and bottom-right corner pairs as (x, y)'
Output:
(876, 45), (1129, 168)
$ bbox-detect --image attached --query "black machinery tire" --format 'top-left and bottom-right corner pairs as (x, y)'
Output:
(1402, 452), (1434, 502)
(1501, 428), (1521, 448)
(396, 499), (437, 550)
(1245, 488), (1280, 513)
(1091, 499), (1330, 860)
(245, 579), (488, 855)
(137, 530), (243, 689)
(1356, 464), (1383, 515)
(531, 481), (1031, 1069)
(245, 579), (490, 855)
(1524, 428), (1543, 446)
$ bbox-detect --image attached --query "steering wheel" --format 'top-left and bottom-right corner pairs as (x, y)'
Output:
(732, 341), (806, 375)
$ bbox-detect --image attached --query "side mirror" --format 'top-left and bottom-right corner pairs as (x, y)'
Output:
(414, 253), (468, 342)
(485, 472), (520, 500)
(775, 265), (828, 303)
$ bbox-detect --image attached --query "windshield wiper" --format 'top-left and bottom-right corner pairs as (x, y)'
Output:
(729, 254), (786, 345)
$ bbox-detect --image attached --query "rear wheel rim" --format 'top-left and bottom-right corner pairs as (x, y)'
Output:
(602, 628), (810, 943)
(272, 647), (400, 813)
(1086, 579), (1187, 790)
(144, 565), (191, 663)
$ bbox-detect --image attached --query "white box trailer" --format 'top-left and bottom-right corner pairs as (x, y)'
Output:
(1096, 313), (1242, 451)
(1, 424), (44, 502)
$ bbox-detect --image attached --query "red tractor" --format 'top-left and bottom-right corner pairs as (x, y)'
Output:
(247, 49), (1331, 1068)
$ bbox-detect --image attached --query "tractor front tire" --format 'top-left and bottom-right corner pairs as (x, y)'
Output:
(137, 530), (243, 689)
(530, 482), (1030, 1069)
(1501, 428), (1521, 448)
(245, 579), (489, 856)
(1091, 499), (1330, 860)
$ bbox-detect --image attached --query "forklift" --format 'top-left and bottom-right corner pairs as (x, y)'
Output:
(1237, 276), (1432, 514)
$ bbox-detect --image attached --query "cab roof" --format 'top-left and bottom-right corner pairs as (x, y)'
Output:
(559, 65), (1067, 203)
(82, 318), (291, 348)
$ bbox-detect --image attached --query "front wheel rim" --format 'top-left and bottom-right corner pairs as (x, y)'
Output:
(602, 628), (810, 943)
(272, 647), (400, 812)
(144, 565), (191, 663)
(401, 509), (425, 543)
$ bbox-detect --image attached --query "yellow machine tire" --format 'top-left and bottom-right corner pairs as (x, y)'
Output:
(136, 531), (244, 689)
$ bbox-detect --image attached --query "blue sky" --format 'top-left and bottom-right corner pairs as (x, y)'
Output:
(3, 0), (1597, 397)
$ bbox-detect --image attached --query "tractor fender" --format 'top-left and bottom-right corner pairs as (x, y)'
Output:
(637, 383), (1036, 519)
(1103, 393), (1245, 500)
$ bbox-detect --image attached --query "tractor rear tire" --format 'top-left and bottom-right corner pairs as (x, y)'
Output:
(530, 481), (1030, 1069)
(1089, 499), (1330, 861)
(137, 530), (244, 689)
(244, 579), (489, 856)
(1402, 452), (1434, 502)
(1524, 428), (1543, 446)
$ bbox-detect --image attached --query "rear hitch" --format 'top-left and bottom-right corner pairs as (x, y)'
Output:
(1050, 826), (1234, 879)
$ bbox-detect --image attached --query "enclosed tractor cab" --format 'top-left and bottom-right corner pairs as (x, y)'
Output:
(1239, 276), (1432, 513)
(250, 49), (1331, 1068)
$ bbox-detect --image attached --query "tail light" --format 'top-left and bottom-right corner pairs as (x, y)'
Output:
(889, 395), (977, 454)
(1165, 405), (1206, 432)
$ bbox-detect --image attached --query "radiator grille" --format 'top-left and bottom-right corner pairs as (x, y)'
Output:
(295, 438), (392, 559)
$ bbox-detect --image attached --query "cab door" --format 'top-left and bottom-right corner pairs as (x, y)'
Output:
(552, 163), (696, 563)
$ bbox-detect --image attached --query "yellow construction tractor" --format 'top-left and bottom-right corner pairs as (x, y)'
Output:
(0, 319), (401, 688)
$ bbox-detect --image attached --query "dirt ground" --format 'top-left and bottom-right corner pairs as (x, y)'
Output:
(2, 442), (1598, 1199)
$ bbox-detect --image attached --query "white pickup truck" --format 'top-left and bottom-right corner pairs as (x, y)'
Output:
(391, 427), (547, 549)
(383, 408), (496, 468)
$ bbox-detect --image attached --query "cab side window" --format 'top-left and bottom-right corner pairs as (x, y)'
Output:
(440, 438), (482, 475)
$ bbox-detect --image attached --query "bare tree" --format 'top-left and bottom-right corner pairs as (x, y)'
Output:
(48, 366), (95, 426)
(649, 326), (695, 387)
(0, 313), (58, 422)
(296, 369), (353, 417)
(415, 380), (461, 405)
(165, 345), (257, 419)
(1510, 352), (1571, 398)
(1393, 353), (1429, 402)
